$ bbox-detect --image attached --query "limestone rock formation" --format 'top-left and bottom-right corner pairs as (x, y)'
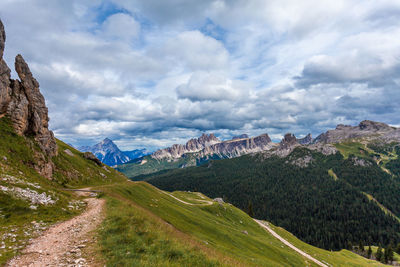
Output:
(298, 133), (313, 145)
(200, 133), (273, 158)
(150, 132), (273, 161)
(0, 20), (11, 114)
(0, 19), (57, 178)
(152, 133), (220, 160)
(280, 133), (298, 149)
(0, 19), (5, 59)
(314, 120), (399, 144)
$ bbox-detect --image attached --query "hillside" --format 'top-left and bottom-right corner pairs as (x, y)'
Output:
(0, 116), (126, 265)
(143, 141), (400, 251)
(1, 111), (387, 266)
(93, 181), (385, 266)
(0, 21), (126, 264)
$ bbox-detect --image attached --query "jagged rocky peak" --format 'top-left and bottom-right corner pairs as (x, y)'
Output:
(11, 54), (57, 156)
(195, 133), (220, 145)
(100, 137), (116, 147)
(0, 19), (57, 177)
(102, 137), (113, 143)
(280, 133), (298, 147)
(79, 137), (131, 166)
(298, 133), (313, 145)
(152, 133), (221, 160)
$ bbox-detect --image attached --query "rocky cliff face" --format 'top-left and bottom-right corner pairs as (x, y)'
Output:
(298, 133), (313, 145)
(151, 133), (220, 160)
(0, 19), (57, 178)
(151, 133), (273, 161)
(200, 133), (273, 158)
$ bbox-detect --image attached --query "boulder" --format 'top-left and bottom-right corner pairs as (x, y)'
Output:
(83, 152), (102, 166)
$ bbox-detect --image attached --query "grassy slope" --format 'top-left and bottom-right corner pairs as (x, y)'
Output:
(0, 117), (125, 264)
(268, 223), (386, 267)
(53, 139), (126, 187)
(95, 181), (384, 266)
(334, 142), (369, 159)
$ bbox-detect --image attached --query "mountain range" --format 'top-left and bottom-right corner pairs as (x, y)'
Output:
(141, 120), (400, 251)
(117, 132), (278, 177)
(78, 138), (149, 166)
(0, 18), (396, 266)
(117, 120), (400, 178)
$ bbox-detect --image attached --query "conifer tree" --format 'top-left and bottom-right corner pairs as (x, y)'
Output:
(387, 244), (394, 263)
(359, 240), (364, 252)
(367, 246), (372, 259)
(376, 246), (383, 262)
(347, 241), (352, 251)
(247, 201), (254, 217)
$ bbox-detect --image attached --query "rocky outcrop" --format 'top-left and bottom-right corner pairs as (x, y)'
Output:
(314, 120), (399, 144)
(200, 133), (273, 158)
(151, 133), (273, 161)
(83, 152), (102, 166)
(0, 19), (5, 59)
(298, 133), (313, 145)
(280, 133), (298, 149)
(351, 156), (372, 167)
(0, 19), (57, 178)
(0, 20), (11, 114)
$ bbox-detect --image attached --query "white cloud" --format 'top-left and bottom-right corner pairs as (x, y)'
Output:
(164, 31), (229, 71)
(176, 71), (249, 101)
(101, 13), (140, 41)
(1, 0), (400, 149)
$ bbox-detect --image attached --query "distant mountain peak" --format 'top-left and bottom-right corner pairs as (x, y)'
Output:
(102, 137), (113, 143)
(280, 133), (298, 149)
(79, 138), (149, 166)
(298, 133), (313, 145)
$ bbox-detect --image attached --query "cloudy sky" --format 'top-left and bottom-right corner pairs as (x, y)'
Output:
(1, 0), (400, 150)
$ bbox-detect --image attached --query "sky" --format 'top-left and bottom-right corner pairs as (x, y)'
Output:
(1, 0), (400, 150)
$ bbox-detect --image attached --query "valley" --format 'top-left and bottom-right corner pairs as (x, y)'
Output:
(1, 8), (400, 267)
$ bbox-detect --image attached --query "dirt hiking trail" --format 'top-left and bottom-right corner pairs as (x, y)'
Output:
(7, 192), (104, 267)
(163, 190), (329, 267)
(254, 219), (329, 267)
